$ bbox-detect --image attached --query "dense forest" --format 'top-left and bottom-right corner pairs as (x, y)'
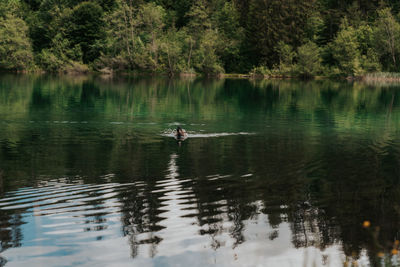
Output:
(2, 0), (400, 77)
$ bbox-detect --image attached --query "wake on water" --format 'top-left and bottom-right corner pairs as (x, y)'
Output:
(161, 129), (255, 138)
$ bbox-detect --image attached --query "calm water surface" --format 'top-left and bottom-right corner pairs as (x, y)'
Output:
(0, 74), (400, 266)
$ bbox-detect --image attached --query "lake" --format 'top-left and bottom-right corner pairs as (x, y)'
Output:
(0, 74), (400, 267)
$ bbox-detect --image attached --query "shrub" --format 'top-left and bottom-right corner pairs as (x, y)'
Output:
(296, 41), (322, 77)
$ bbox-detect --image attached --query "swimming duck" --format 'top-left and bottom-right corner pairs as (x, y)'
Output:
(175, 126), (187, 140)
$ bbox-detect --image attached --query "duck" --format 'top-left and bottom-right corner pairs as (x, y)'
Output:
(174, 126), (187, 140)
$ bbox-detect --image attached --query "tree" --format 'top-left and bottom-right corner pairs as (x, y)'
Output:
(8, 0), (400, 74)
(316, 0), (378, 45)
(159, 28), (186, 75)
(37, 33), (84, 72)
(214, 1), (244, 72)
(154, 0), (195, 27)
(246, 0), (316, 67)
(136, 2), (166, 71)
(276, 41), (295, 75)
(184, 0), (215, 73)
(66, 1), (105, 63)
(373, 8), (400, 71)
(0, 13), (33, 70)
(63, 0), (116, 10)
(330, 20), (362, 76)
(355, 24), (381, 72)
(103, 0), (137, 69)
(186, 0), (211, 37)
(193, 29), (224, 74)
(296, 41), (321, 77)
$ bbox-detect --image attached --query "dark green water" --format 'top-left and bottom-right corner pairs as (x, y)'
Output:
(0, 74), (400, 266)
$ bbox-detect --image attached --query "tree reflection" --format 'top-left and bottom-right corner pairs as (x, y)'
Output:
(0, 210), (23, 258)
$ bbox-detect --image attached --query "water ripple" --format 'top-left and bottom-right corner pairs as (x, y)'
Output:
(161, 131), (255, 138)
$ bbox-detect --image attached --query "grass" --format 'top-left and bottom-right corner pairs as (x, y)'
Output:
(363, 72), (400, 81)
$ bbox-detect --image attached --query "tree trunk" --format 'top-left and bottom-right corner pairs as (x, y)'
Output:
(128, 0), (135, 68)
(187, 37), (193, 71)
(122, 6), (132, 63)
(152, 31), (158, 70)
(167, 45), (173, 76)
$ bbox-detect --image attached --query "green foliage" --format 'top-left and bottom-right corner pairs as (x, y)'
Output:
(192, 29), (224, 74)
(37, 49), (65, 72)
(159, 29), (186, 75)
(137, 3), (166, 32)
(304, 10), (324, 43)
(246, 0), (316, 67)
(182, 0), (226, 74)
(373, 8), (400, 71)
(296, 41), (322, 77)
(37, 33), (85, 73)
(2, 0), (400, 76)
(355, 24), (374, 56)
(0, 13), (33, 70)
(66, 1), (104, 63)
(136, 2), (166, 71)
(186, 0), (211, 35)
(249, 66), (270, 77)
(156, 0), (194, 27)
(360, 49), (381, 73)
(214, 1), (244, 73)
(330, 20), (362, 76)
(0, 0), (23, 17)
(276, 41), (295, 75)
(99, 0), (134, 69)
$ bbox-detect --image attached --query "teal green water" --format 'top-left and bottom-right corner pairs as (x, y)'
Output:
(0, 74), (400, 266)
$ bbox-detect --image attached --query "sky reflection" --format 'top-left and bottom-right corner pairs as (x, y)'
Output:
(0, 178), (349, 267)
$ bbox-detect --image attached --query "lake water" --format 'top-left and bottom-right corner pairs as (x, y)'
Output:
(0, 74), (400, 267)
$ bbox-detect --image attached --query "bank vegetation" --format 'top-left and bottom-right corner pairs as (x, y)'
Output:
(2, 0), (400, 80)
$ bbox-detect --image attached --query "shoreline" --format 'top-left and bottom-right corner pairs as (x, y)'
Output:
(3, 69), (400, 83)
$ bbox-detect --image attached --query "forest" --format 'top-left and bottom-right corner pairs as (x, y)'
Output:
(2, 0), (400, 77)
